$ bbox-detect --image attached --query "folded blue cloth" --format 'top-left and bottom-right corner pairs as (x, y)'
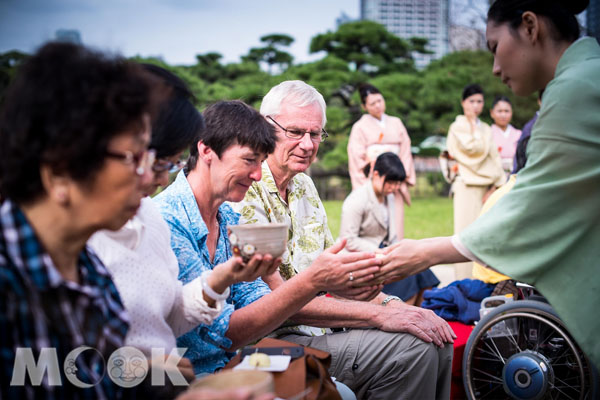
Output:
(422, 279), (494, 324)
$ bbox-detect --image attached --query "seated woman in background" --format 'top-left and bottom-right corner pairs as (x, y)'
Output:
(490, 95), (521, 173)
(0, 42), (160, 398)
(88, 65), (278, 390)
(339, 152), (439, 306)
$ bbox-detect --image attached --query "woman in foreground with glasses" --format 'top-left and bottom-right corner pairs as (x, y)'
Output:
(347, 83), (416, 240)
(88, 65), (279, 397)
(0, 42), (160, 398)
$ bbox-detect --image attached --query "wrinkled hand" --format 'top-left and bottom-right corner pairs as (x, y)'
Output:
(376, 302), (456, 347)
(334, 284), (384, 301)
(307, 239), (381, 294)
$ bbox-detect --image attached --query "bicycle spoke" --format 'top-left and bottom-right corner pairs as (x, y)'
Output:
(472, 367), (505, 384)
(554, 375), (582, 393)
(503, 317), (523, 352)
(485, 335), (507, 364)
(551, 383), (576, 400)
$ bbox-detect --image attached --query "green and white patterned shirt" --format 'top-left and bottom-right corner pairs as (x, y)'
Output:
(230, 161), (334, 337)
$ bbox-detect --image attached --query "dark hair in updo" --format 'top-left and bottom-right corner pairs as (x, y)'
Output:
(0, 42), (161, 204)
(488, 0), (588, 42)
(142, 64), (204, 160)
(462, 84), (484, 101)
(358, 83), (382, 105)
(492, 95), (512, 108)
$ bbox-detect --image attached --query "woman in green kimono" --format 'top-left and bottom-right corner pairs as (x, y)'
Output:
(373, 0), (600, 368)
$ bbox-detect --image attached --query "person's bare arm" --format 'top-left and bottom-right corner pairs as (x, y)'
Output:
(262, 272), (455, 347)
(224, 240), (381, 350)
(284, 291), (454, 347)
(372, 237), (467, 283)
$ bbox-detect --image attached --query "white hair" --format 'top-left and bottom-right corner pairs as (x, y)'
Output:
(260, 80), (327, 127)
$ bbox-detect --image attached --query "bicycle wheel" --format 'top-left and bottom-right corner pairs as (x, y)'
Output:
(462, 300), (596, 400)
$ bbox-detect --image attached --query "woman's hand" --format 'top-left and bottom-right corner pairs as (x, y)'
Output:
(369, 239), (429, 284)
(210, 254), (282, 293)
(306, 239), (382, 294)
(368, 237), (467, 285)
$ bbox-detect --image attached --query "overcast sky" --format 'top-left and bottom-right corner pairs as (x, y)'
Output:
(0, 0), (361, 65)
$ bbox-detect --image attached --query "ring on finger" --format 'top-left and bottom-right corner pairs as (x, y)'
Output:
(349, 272), (354, 282)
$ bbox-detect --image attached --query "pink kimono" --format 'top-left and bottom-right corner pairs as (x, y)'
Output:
(491, 124), (522, 172)
(347, 114), (416, 239)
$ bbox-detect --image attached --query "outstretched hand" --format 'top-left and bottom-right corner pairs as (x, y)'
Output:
(307, 238), (382, 295)
(368, 239), (427, 284)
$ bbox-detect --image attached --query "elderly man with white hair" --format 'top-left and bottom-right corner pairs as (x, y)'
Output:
(231, 80), (455, 400)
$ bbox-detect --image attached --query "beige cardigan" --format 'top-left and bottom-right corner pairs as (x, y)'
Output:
(339, 181), (397, 252)
(447, 115), (505, 187)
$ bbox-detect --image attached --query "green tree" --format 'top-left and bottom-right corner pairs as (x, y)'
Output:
(309, 21), (422, 74)
(189, 52), (225, 83)
(0, 50), (29, 104)
(242, 33), (294, 73)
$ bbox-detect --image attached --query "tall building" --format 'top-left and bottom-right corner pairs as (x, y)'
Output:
(449, 25), (486, 51)
(360, 0), (450, 69)
(588, 0), (600, 44)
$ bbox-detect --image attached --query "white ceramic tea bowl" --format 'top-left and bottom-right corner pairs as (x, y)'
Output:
(228, 223), (287, 260)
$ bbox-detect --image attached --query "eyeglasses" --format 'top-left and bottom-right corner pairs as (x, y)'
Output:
(152, 157), (187, 174)
(267, 116), (328, 142)
(106, 149), (156, 176)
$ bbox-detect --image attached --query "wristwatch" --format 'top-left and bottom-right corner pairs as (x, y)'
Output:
(381, 295), (402, 306)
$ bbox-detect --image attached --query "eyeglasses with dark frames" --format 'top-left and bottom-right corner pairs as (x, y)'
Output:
(152, 157), (187, 174)
(105, 149), (156, 176)
(267, 116), (328, 143)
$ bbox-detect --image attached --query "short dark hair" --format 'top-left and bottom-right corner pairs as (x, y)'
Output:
(187, 100), (277, 170)
(488, 0), (588, 43)
(0, 42), (161, 204)
(462, 84), (484, 101)
(373, 152), (406, 183)
(142, 64), (204, 159)
(492, 95), (512, 109)
(358, 83), (382, 105)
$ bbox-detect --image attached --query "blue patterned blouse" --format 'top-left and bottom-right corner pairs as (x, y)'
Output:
(153, 171), (271, 374)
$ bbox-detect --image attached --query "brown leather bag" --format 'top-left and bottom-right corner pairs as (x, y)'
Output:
(225, 338), (342, 400)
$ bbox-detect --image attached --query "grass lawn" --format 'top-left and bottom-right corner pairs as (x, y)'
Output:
(323, 196), (453, 240)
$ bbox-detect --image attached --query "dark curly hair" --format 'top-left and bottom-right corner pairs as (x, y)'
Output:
(187, 100), (276, 171)
(0, 42), (162, 204)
